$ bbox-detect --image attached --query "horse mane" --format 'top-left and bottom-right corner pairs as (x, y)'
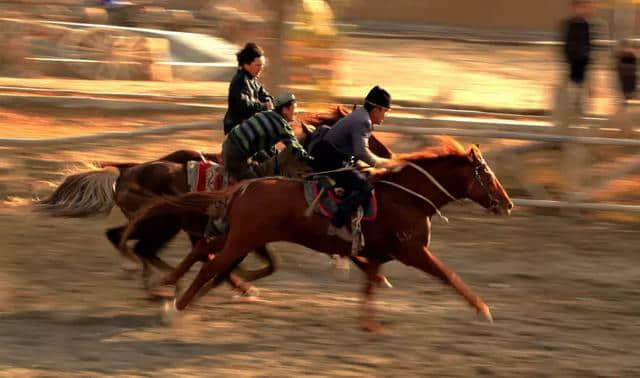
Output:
(395, 136), (467, 161)
(366, 137), (469, 180)
(294, 104), (352, 128)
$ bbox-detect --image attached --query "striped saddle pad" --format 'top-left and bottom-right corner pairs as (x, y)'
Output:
(186, 160), (235, 192)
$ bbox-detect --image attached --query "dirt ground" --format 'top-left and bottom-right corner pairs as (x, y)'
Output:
(1, 103), (640, 377)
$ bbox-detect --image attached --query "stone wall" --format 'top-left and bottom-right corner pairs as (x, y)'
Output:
(332, 0), (574, 33)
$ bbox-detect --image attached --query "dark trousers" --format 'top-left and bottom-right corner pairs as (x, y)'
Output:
(222, 138), (258, 181)
(309, 140), (372, 228)
(618, 57), (637, 100)
(569, 58), (588, 85)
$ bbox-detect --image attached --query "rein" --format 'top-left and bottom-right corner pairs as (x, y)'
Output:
(303, 167), (357, 177)
(300, 163), (456, 221)
(405, 162), (457, 201)
(377, 180), (449, 222)
(375, 162), (457, 222)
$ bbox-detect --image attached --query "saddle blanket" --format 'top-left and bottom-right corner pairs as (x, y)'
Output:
(186, 160), (234, 192)
(303, 179), (377, 221)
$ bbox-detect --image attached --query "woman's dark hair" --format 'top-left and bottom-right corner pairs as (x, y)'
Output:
(236, 42), (264, 66)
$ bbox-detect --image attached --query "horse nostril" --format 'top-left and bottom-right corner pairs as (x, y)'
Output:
(508, 202), (514, 210)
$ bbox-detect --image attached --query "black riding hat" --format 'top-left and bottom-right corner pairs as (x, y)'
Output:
(365, 86), (391, 109)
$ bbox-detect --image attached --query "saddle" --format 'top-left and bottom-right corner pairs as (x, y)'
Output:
(303, 176), (376, 256)
(186, 160), (235, 192)
(303, 176), (377, 221)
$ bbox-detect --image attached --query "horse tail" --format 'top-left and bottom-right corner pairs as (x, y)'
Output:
(35, 165), (122, 217)
(118, 192), (230, 251)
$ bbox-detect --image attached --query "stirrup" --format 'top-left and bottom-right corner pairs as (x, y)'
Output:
(351, 207), (365, 256)
(204, 217), (227, 241)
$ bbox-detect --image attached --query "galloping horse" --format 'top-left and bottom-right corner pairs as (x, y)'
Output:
(35, 105), (394, 293)
(36, 105), (356, 218)
(121, 139), (513, 331)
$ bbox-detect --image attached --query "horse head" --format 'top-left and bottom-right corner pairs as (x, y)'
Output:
(254, 146), (313, 178)
(461, 145), (513, 216)
(391, 139), (512, 216)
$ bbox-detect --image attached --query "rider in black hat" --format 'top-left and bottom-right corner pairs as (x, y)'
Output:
(309, 86), (401, 241)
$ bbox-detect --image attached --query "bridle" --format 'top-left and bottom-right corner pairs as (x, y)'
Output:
(378, 159), (500, 220)
(467, 158), (500, 213)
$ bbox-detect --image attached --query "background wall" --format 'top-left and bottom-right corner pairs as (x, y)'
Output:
(332, 0), (575, 32)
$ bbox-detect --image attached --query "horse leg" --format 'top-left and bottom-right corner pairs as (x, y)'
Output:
(194, 244), (277, 299)
(232, 245), (278, 282)
(106, 225), (140, 271)
(406, 246), (493, 322)
(352, 257), (384, 332)
(193, 256), (251, 301)
(223, 245), (277, 297)
(189, 238), (276, 297)
(350, 256), (392, 288)
(152, 235), (274, 299)
(132, 225), (181, 288)
(133, 228), (180, 273)
(175, 241), (248, 311)
(150, 238), (215, 289)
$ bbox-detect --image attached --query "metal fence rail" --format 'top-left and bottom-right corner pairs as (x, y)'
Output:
(2, 102), (639, 213)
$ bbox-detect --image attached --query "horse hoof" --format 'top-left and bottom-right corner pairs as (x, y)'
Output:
(233, 295), (260, 303)
(244, 286), (260, 298)
(149, 285), (176, 299)
(335, 256), (351, 271)
(161, 299), (181, 325)
(478, 304), (494, 323)
(378, 276), (393, 289)
(360, 319), (387, 334)
(120, 260), (140, 272)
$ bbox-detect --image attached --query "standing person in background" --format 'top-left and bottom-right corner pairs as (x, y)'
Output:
(223, 43), (274, 161)
(616, 39), (637, 105)
(562, 0), (594, 119)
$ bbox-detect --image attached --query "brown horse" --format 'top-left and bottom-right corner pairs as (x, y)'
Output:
(35, 105), (358, 218)
(122, 139), (513, 331)
(35, 105), (393, 293)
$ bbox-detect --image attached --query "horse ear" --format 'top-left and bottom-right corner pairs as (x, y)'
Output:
(468, 145), (482, 162)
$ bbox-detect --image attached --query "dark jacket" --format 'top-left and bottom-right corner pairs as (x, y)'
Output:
(617, 50), (637, 96)
(563, 16), (591, 63)
(227, 110), (309, 162)
(323, 107), (383, 167)
(223, 69), (272, 134)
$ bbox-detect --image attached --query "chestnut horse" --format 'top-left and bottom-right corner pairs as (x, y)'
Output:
(122, 139), (513, 331)
(35, 105), (393, 293)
